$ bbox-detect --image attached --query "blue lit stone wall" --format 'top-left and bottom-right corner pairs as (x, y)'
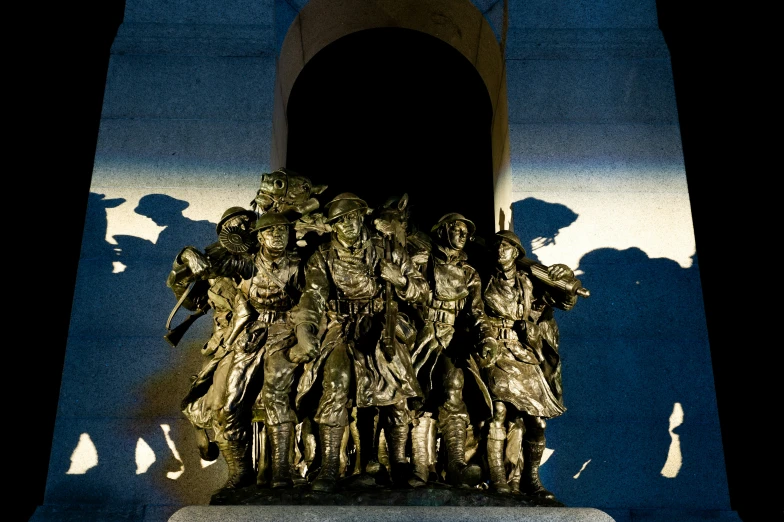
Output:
(36, 1), (736, 521)
(503, 2), (728, 514)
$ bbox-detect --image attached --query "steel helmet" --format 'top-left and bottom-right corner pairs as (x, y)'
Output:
(324, 193), (369, 223)
(250, 212), (292, 233)
(430, 212), (476, 238)
(494, 230), (527, 257)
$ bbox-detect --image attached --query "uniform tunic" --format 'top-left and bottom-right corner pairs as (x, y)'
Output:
(292, 227), (426, 428)
(410, 244), (495, 423)
(184, 248), (302, 442)
(482, 266), (565, 419)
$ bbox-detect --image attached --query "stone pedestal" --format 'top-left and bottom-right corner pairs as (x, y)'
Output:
(169, 506), (616, 522)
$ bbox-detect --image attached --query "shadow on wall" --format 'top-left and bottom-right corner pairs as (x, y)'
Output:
(511, 197), (723, 510)
(49, 192), (224, 506)
(52, 191), (725, 508)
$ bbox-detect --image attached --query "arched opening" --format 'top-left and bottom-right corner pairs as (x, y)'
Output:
(286, 27), (495, 238)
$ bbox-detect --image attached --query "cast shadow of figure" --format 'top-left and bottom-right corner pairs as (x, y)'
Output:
(48, 193), (132, 504)
(511, 197), (722, 510)
(112, 193), (224, 502)
(53, 192), (222, 506)
(80, 192), (126, 263)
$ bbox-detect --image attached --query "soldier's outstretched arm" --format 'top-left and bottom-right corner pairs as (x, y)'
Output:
(465, 266), (498, 360)
(289, 250), (330, 363)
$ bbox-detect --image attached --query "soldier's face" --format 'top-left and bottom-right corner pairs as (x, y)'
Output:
(259, 225), (289, 251)
(335, 211), (363, 244)
(447, 221), (469, 250)
(497, 240), (518, 265)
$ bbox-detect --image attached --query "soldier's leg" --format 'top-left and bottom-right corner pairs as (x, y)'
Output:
(182, 350), (234, 463)
(520, 415), (555, 500)
(505, 415), (524, 493)
(350, 406), (380, 477)
(438, 355), (482, 487)
(312, 341), (352, 492)
(409, 410), (437, 487)
(213, 347), (266, 490)
(380, 400), (412, 488)
(261, 347), (299, 488)
(487, 401), (511, 493)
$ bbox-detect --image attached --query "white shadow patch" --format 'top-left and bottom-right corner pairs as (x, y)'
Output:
(541, 447), (554, 465)
(135, 438), (156, 474)
(112, 261), (127, 273)
(161, 424), (185, 480)
(573, 459), (591, 479)
(201, 458), (217, 468)
(66, 433), (98, 474)
(661, 402), (684, 478)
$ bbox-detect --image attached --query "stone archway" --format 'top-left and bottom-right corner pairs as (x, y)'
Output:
(270, 0), (512, 234)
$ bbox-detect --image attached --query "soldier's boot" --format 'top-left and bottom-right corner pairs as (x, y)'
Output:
(311, 425), (344, 493)
(442, 418), (482, 487)
(408, 418), (432, 488)
(194, 428), (219, 462)
(487, 437), (512, 494)
(520, 439), (556, 500)
(385, 424), (411, 488)
(507, 456), (522, 493)
(268, 422), (294, 489)
(216, 439), (255, 490)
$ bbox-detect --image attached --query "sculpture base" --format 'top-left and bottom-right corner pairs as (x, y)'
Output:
(210, 479), (565, 508)
(173, 505), (615, 522)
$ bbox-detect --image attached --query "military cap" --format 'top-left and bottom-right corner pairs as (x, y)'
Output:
(217, 206), (257, 234)
(251, 212), (292, 233)
(324, 192), (369, 222)
(430, 212), (476, 238)
(493, 230), (527, 257)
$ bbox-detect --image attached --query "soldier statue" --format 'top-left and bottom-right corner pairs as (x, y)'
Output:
(168, 206), (257, 467)
(479, 230), (587, 499)
(221, 212), (308, 490)
(408, 213), (498, 488)
(291, 193), (428, 492)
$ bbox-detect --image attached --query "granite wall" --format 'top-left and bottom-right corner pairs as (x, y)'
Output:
(32, 1), (739, 521)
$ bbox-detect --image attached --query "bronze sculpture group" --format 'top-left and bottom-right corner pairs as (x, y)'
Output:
(166, 168), (589, 503)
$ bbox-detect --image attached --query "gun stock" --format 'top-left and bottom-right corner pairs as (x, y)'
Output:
(164, 309), (206, 347)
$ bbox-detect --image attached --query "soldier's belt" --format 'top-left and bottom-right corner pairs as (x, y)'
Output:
(497, 327), (519, 341)
(329, 299), (379, 316)
(422, 305), (456, 325)
(255, 309), (287, 324)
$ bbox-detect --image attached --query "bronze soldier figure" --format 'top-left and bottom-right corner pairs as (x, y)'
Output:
(222, 212), (308, 489)
(178, 212), (304, 492)
(408, 213), (498, 488)
(291, 193), (427, 492)
(479, 230), (587, 499)
(168, 206), (257, 465)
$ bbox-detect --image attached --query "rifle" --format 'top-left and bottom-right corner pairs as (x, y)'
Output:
(164, 308), (207, 347)
(382, 236), (398, 360)
(518, 257), (590, 311)
(164, 268), (209, 347)
(381, 194), (409, 360)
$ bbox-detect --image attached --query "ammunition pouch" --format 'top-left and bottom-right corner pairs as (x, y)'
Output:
(255, 309), (287, 325)
(328, 298), (381, 317)
(421, 305), (456, 326)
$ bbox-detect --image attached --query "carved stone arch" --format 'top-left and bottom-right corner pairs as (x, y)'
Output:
(271, 0), (512, 233)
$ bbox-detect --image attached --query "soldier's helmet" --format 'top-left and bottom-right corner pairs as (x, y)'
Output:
(325, 193), (369, 223)
(494, 230), (527, 257)
(431, 212), (476, 238)
(251, 212), (292, 233)
(216, 206), (257, 234)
